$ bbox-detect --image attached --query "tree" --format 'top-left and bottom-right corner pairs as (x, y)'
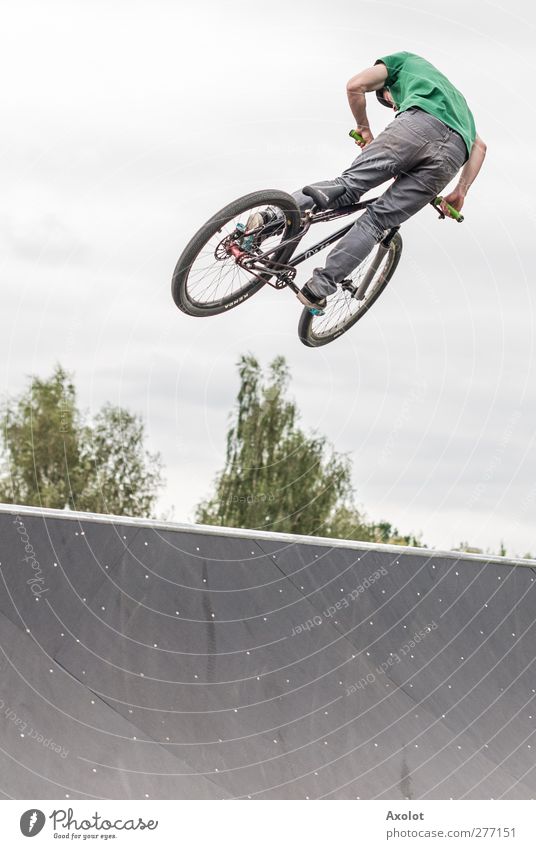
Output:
(76, 405), (164, 517)
(0, 365), (163, 517)
(196, 355), (353, 535)
(196, 354), (421, 545)
(0, 366), (83, 509)
(327, 508), (422, 546)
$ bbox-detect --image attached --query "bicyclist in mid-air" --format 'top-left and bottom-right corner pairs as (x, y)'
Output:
(249, 51), (487, 311)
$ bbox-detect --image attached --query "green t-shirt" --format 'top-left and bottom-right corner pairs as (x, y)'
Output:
(375, 51), (476, 158)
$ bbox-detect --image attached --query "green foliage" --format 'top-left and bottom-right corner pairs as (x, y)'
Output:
(196, 354), (421, 546)
(454, 540), (518, 558)
(0, 365), (163, 517)
(323, 504), (376, 542)
(452, 540), (536, 560)
(325, 507), (422, 546)
(196, 355), (352, 535)
(454, 541), (483, 554)
(76, 405), (164, 517)
(0, 366), (82, 509)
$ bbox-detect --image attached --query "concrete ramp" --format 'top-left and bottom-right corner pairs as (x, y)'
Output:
(0, 504), (535, 799)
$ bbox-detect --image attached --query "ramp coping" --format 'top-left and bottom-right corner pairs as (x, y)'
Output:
(2, 502), (535, 569)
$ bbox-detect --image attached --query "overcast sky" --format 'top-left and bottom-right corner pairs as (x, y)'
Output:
(1, 0), (535, 555)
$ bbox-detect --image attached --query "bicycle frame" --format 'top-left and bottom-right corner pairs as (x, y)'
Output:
(237, 198), (399, 297)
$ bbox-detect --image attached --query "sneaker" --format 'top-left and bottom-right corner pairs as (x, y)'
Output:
(243, 206), (282, 242)
(297, 281), (327, 312)
(236, 206), (285, 251)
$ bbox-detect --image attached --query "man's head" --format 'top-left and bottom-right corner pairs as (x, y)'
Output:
(376, 87), (396, 109)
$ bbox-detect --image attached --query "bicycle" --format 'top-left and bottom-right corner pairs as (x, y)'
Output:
(171, 130), (464, 348)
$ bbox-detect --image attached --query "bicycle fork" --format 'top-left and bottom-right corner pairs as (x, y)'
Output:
(349, 227), (399, 301)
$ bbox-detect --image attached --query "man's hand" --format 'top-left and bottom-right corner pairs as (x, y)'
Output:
(354, 127), (374, 148)
(440, 188), (465, 218)
(440, 134), (487, 217)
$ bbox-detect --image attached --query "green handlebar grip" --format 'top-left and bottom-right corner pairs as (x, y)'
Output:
(349, 129), (365, 144)
(433, 196), (464, 223)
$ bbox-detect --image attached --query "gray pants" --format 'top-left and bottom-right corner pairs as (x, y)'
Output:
(292, 107), (468, 296)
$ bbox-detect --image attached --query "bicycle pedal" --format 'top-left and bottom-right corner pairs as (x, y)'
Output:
(341, 279), (357, 296)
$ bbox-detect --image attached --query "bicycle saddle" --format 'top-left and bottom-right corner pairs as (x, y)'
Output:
(302, 181), (347, 210)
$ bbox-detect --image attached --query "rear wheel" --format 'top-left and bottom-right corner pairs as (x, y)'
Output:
(297, 232), (403, 347)
(172, 190), (301, 317)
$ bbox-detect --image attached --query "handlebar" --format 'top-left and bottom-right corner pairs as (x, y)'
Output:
(348, 129), (464, 223)
(348, 129), (367, 144)
(430, 196), (464, 223)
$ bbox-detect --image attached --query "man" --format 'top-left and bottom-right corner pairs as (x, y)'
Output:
(253, 52), (486, 311)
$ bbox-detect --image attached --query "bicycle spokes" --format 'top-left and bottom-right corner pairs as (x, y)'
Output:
(308, 249), (391, 336)
(184, 206), (290, 307)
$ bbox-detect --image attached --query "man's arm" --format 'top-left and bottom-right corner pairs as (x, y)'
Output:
(346, 64), (388, 147)
(441, 134), (487, 216)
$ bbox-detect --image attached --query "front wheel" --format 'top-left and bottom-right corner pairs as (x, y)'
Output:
(297, 231), (403, 347)
(172, 190), (301, 317)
